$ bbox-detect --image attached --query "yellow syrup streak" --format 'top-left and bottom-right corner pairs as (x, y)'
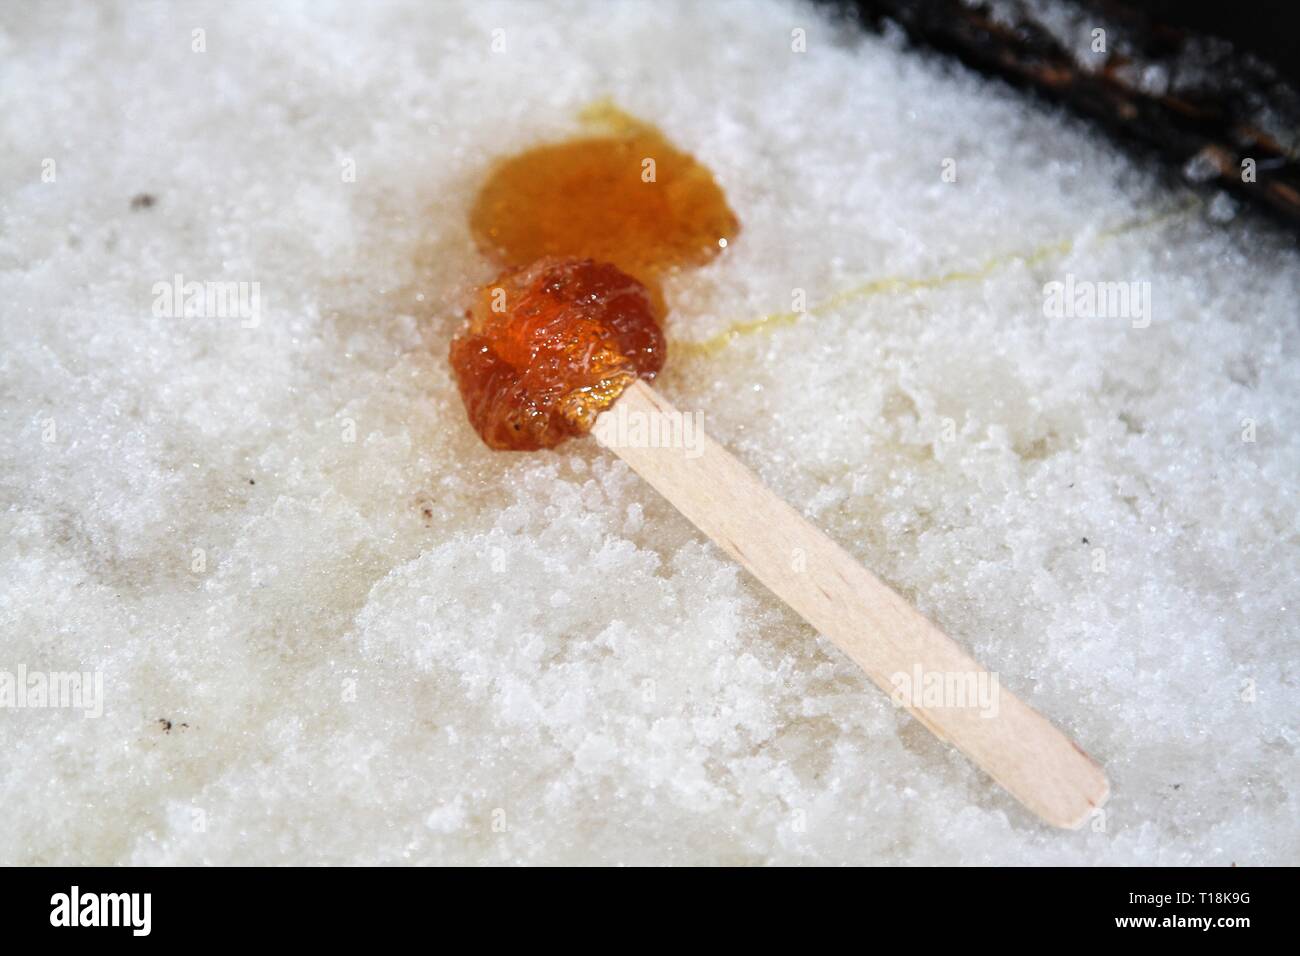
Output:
(577, 98), (647, 135)
(672, 198), (1200, 358)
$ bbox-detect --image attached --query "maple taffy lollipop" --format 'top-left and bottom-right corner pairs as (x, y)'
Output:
(450, 257), (665, 450)
(448, 109), (1108, 828)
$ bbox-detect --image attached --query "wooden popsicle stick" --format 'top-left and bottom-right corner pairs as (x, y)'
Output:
(594, 379), (1108, 829)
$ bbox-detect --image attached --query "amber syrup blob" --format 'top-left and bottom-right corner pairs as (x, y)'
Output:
(469, 104), (739, 309)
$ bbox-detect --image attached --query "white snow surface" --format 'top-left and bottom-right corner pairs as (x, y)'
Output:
(1, 0), (1297, 864)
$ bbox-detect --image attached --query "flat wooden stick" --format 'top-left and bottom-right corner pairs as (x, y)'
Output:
(594, 379), (1108, 829)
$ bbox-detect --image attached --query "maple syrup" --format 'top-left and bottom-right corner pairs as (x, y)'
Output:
(469, 106), (738, 303)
